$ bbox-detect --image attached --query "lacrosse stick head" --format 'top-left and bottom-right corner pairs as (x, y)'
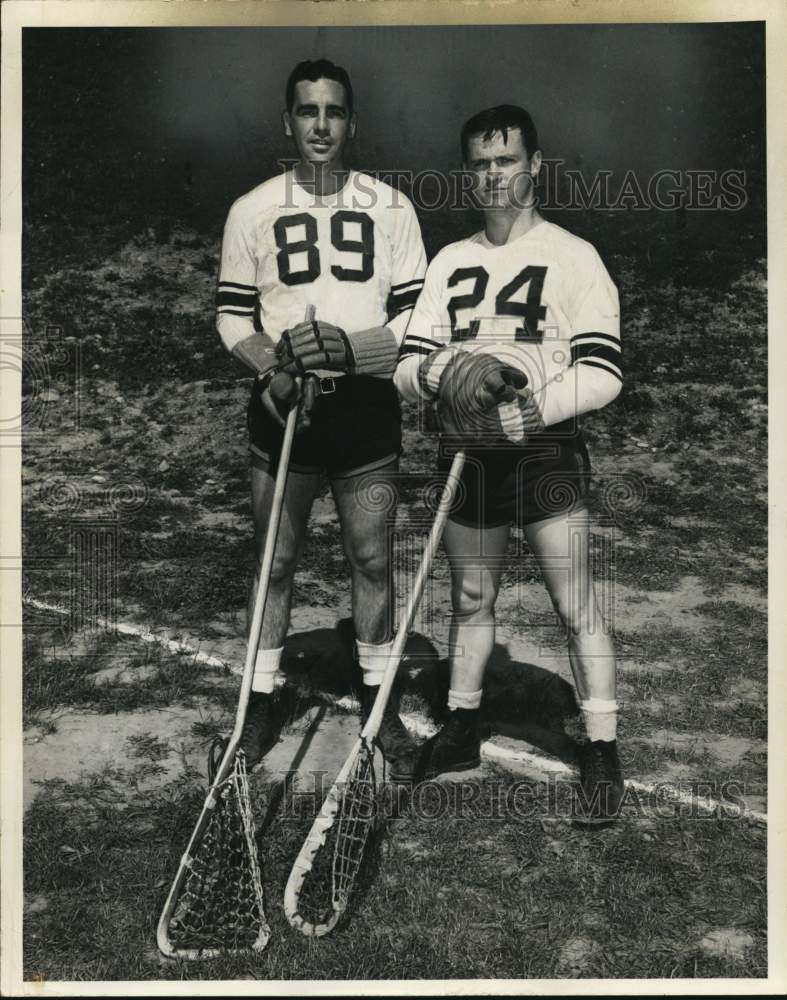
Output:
(284, 737), (379, 936)
(157, 750), (270, 959)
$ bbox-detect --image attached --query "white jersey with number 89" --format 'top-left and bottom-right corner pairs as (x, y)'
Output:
(216, 170), (426, 354)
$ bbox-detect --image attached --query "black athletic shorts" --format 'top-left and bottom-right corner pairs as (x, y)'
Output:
(247, 374), (402, 478)
(438, 424), (591, 529)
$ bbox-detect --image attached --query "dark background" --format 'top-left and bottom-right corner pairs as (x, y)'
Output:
(23, 23), (765, 280)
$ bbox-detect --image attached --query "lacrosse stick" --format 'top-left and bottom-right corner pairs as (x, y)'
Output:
(283, 448), (467, 937)
(157, 308), (314, 959)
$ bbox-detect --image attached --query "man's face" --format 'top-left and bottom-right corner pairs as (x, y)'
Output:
(283, 77), (356, 169)
(464, 127), (541, 211)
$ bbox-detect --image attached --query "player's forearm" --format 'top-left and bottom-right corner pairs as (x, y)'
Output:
(216, 311), (254, 353)
(394, 328), (452, 404)
(535, 362), (622, 427)
(395, 345), (463, 405)
(393, 353), (430, 404)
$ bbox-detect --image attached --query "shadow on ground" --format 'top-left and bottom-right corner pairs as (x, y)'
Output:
(278, 617), (580, 767)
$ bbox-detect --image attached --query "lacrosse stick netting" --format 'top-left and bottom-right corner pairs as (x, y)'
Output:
(284, 450), (466, 937)
(161, 751), (269, 958)
(332, 744), (378, 912)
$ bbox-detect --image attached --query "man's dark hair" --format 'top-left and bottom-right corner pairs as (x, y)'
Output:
(285, 59), (354, 115)
(460, 105), (539, 162)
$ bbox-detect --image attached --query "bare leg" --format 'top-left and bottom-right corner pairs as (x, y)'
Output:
(524, 507), (623, 823)
(249, 454), (321, 649)
(331, 459), (417, 777)
(330, 460), (399, 644)
(442, 519), (511, 694)
(523, 508), (616, 702)
(413, 519), (510, 780)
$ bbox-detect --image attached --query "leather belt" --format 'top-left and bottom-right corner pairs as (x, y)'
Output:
(315, 376), (337, 395)
(308, 371), (348, 394)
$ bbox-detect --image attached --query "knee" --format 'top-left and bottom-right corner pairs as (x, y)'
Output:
(254, 516), (301, 586)
(347, 540), (388, 582)
(257, 545), (299, 586)
(268, 554), (298, 585)
(451, 576), (496, 620)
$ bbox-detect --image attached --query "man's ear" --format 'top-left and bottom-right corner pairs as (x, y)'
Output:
(530, 149), (542, 180)
(282, 110), (292, 137)
(348, 112), (357, 139)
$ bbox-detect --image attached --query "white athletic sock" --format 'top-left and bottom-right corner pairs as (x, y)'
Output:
(251, 647), (284, 694)
(356, 639), (395, 687)
(580, 697), (618, 742)
(448, 688), (483, 711)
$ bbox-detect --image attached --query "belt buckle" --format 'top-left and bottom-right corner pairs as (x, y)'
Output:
(320, 377), (336, 395)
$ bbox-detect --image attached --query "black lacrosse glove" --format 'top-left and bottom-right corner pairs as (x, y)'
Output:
(276, 320), (351, 375)
(261, 371), (318, 434)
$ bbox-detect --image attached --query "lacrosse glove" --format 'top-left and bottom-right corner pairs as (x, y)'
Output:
(422, 349), (545, 444)
(276, 321), (399, 378)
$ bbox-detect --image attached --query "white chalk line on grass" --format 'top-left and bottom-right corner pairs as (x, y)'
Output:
(24, 596), (767, 825)
(25, 597), (230, 667)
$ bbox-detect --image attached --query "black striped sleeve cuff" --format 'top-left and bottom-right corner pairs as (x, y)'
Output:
(216, 280), (257, 317)
(399, 332), (441, 359)
(386, 278), (425, 319)
(571, 332), (622, 381)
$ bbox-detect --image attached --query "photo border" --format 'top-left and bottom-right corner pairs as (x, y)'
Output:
(1, 1), (784, 995)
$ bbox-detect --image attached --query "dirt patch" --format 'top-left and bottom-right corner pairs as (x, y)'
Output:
(90, 661), (163, 686)
(288, 597), (350, 633)
(24, 895), (49, 915)
(23, 706), (213, 810)
(255, 707), (359, 792)
(192, 510), (248, 533)
(557, 935), (596, 974)
(582, 909), (610, 933)
(699, 927), (755, 960)
(308, 495), (341, 527)
(23, 697), (362, 813)
(391, 838), (433, 861)
(646, 730), (765, 767)
(727, 677), (765, 701)
(615, 575), (724, 634)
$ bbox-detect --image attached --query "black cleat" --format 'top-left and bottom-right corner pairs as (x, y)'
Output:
(574, 739), (625, 825)
(360, 685), (418, 783)
(237, 691), (281, 771)
(415, 708), (482, 781)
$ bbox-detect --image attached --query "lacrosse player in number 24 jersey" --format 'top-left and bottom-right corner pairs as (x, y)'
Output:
(216, 60), (426, 780)
(395, 105), (625, 822)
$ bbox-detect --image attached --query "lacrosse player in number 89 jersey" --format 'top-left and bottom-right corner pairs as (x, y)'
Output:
(395, 105), (625, 823)
(216, 60), (426, 780)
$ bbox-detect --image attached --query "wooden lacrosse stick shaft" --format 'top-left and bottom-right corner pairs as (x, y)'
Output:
(362, 447), (466, 741)
(225, 304), (315, 761)
(226, 386), (300, 749)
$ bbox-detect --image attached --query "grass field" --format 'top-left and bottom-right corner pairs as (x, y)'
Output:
(20, 198), (768, 982)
